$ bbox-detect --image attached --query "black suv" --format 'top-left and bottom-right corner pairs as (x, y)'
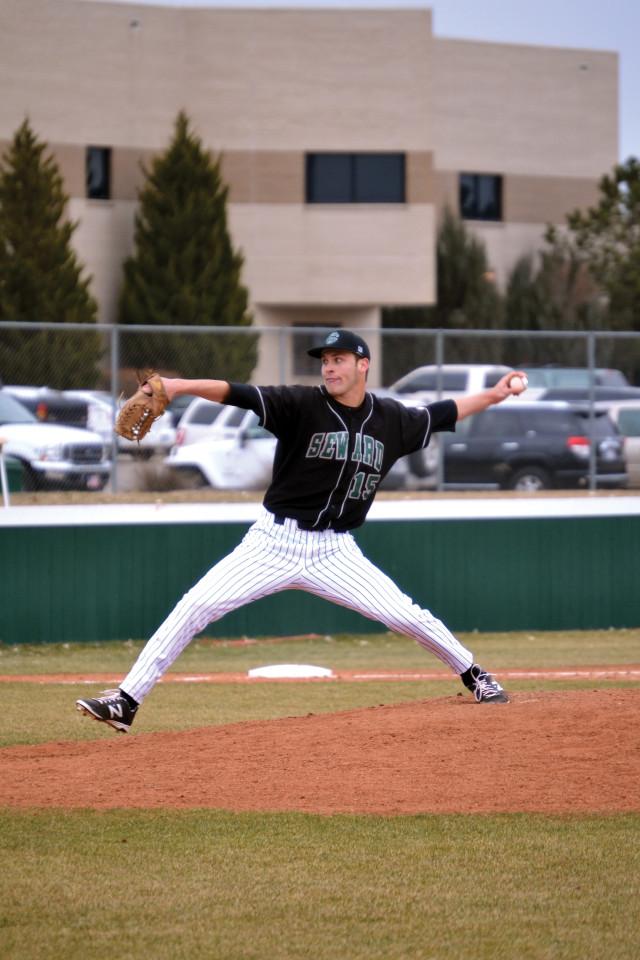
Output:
(437, 401), (627, 491)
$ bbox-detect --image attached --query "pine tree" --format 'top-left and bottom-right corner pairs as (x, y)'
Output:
(119, 111), (256, 379)
(382, 209), (503, 383)
(504, 245), (608, 367)
(0, 119), (101, 387)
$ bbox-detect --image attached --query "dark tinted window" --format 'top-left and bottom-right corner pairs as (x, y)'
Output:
(189, 402), (224, 425)
(460, 173), (502, 221)
(353, 154), (405, 202)
(306, 154), (352, 203)
(86, 146), (111, 200)
(519, 409), (616, 437)
(571, 411), (618, 437)
(225, 407), (248, 428)
(398, 371), (467, 392)
(521, 410), (575, 435)
(471, 410), (521, 436)
(307, 153), (405, 203)
(483, 371), (506, 388)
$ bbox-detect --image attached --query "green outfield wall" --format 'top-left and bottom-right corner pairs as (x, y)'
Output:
(1, 500), (639, 644)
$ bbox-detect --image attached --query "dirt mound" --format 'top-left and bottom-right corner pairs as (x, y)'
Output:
(1, 689), (637, 814)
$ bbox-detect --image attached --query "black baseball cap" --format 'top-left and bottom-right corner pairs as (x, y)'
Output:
(307, 330), (371, 360)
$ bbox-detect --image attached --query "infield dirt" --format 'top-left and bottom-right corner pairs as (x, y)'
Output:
(0, 688), (637, 814)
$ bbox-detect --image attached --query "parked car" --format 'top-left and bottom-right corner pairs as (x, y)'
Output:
(0, 389), (111, 491)
(434, 401), (627, 491)
(600, 400), (640, 487)
(65, 389), (177, 455)
(389, 364), (511, 404)
(167, 409), (276, 489)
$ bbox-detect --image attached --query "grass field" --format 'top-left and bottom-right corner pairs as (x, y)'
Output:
(1, 630), (639, 959)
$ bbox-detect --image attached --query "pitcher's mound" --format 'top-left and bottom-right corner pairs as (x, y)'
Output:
(1, 689), (638, 814)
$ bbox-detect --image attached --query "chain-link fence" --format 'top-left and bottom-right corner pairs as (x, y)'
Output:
(1, 320), (639, 497)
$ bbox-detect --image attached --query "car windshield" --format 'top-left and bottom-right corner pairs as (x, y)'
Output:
(0, 392), (38, 425)
(187, 401), (224, 426)
(524, 368), (627, 389)
(396, 371), (468, 392)
(615, 410), (640, 437)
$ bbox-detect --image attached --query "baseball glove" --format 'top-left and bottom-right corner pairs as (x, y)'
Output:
(115, 370), (169, 442)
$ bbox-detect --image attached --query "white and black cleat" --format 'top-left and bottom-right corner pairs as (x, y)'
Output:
(76, 689), (138, 733)
(461, 664), (510, 703)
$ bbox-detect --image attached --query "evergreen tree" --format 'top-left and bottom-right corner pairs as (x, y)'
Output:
(383, 209), (503, 383)
(504, 242), (613, 368)
(560, 157), (640, 333)
(119, 111), (256, 379)
(0, 119), (101, 387)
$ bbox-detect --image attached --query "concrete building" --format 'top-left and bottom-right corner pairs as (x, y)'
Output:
(0, 0), (618, 383)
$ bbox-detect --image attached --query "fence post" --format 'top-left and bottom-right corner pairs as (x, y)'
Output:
(587, 330), (597, 492)
(110, 324), (120, 493)
(435, 329), (445, 491)
(279, 327), (287, 385)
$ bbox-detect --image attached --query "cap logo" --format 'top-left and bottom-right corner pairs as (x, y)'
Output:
(357, 346), (363, 353)
(325, 331), (340, 345)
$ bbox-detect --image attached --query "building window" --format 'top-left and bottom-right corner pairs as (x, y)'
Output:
(459, 173), (502, 221)
(306, 153), (405, 203)
(86, 146), (111, 200)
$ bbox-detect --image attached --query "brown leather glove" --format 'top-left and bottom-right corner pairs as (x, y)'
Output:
(115, 371), (169, 442)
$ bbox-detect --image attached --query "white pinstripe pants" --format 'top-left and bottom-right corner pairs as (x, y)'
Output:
(122, 508), (473, 703)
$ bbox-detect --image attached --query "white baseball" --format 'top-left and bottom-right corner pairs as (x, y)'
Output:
(509, 375), (528, 394)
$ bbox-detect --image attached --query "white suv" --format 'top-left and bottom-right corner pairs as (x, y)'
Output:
(390, 363), (511, 404)
(167, 408), (276, 489)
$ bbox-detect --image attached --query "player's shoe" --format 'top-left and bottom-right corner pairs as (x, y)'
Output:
(461, 664), (510, 703)
(75, 689), (138, 732)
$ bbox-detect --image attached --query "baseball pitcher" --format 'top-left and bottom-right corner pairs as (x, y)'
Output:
(77, 330), (528, 732)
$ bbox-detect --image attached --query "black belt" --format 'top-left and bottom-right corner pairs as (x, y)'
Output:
(273, 514), (347, 534)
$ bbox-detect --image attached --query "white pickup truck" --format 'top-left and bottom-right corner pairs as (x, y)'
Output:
(0, 389), (111, 491)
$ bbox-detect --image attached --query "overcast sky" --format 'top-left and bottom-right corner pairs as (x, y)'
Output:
(95, 0), (640, 163)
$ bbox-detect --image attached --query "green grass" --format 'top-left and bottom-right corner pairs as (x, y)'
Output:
(1, 627), (639, 675)
(1, 810), (638, 960)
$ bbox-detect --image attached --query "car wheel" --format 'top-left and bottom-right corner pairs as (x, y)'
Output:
(407, 438), (439, 479)
(20, 463), (43, 492)
(507, 466), (551, 492)
(173, 467), (208, 489)
(83, 474), (109, 492)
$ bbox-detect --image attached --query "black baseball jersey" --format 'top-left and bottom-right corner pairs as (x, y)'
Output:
(226, 383), (457, 531)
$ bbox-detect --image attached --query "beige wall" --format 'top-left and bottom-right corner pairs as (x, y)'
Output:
(1, 1), (433, 151)
(68, 199), (135, 324)
(433, 38), (618, 177)
(228, 204), (436, 307)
